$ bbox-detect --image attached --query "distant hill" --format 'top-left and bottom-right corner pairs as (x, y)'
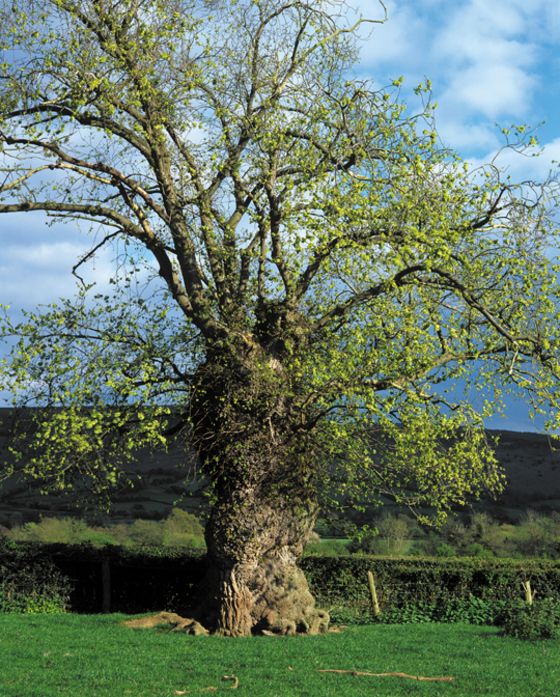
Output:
(1, 408), (559, 526)
(0, 408), (200, 527)
(480, 430), (560, 518)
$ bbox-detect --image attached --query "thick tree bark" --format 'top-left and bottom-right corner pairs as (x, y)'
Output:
(195, 489), (329, 636)
(189, 346), (329, 636)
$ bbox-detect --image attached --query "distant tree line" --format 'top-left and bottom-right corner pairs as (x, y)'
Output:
(2, 509), (560, 560)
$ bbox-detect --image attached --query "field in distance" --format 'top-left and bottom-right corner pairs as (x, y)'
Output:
(1, 408), (559, 526)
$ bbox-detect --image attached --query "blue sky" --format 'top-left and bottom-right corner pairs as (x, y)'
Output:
(351, 0), (560, 431)
(354, 0), (560, 164)
(1, 0), (559, 430)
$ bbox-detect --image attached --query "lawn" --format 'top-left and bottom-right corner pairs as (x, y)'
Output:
(0, 614), (559, 697)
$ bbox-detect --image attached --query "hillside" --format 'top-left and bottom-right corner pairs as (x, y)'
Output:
(0, 408), (559, 526)
(0, 408), (200, 527)
(481, 430), (560, 517)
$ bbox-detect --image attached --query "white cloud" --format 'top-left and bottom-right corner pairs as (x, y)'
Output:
(469, 136), (560, 182)
(443, 64), (536, 119)
(4, 241), (86, 267)
(438, 1), (526, 49)
(349, 0), (558, 155)
(436, 118), (501, 152)
(356, 1), (427, 69)
(430, 1), (539, 120)
(0, 214), (116, 308)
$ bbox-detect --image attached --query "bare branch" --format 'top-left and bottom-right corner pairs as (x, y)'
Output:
(72, 231), (120, 287)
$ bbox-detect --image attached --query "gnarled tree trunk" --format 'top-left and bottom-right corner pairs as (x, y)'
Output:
(196, 486), (329, 636)
(189, 346), (329, 636)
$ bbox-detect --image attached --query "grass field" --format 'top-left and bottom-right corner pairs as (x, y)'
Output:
(1, 615), (559, 696)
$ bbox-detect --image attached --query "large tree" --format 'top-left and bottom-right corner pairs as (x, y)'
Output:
(1, 0), (559, 635)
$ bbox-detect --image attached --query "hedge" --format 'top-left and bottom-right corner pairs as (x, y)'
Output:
(1, 540), (559, 623)
(302, 555), (560, 603)
(0, 540), (205, 614)
(300, 556), (560, 624)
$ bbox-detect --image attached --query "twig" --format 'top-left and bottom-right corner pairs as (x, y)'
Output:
(319, 669), (454, 683)
(222, 675), (239, 689)
(174, 675), (239, 694)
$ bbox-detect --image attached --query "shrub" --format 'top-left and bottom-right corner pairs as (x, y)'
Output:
(5, 509), (206, 549)
(127, 519), (165, 547)
(2, 543), (560, 620)
(420, 513), (520, 559)
(7, 517), (90, 544)
(0, 551), (72, 614)
(435, 543), (457, 557)
(498, 599), (560, 640)
(161, 508), (205, 548)
(81, 529), (118, 547)
(377, 601), (438, 624)
(515, 512), (560, 559)
(349, 515), (415, 555)
(302, 555), (560, 627)
(439, 597), (509, 625)
(347, 527), (378, 554)
(373, 597), (509, 625)
(464, 542), (494, 558)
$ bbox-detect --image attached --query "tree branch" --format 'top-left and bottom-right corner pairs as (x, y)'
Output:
(313, 265), (426, 332)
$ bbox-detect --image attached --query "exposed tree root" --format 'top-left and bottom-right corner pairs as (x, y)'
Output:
(122, 606), (331, 637)
(319, 669), (454, 682)
(122, 612), (209, 636)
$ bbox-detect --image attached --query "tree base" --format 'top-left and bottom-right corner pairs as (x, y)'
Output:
(191, 560), (330, 636)
(251, 564), (330, 636)
(122, 606), (329, 637)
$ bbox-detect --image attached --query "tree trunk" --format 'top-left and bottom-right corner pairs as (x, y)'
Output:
(189, 348), (329, 636)
(194, 489), (329, 636)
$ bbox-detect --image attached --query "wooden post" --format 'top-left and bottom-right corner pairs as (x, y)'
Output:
(101, 557), (111, 613)
(367, 571), (381, 617)
(521, 580), (535, 606)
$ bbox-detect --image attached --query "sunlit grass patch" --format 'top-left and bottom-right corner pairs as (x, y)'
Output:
(1, 614), (559, 696)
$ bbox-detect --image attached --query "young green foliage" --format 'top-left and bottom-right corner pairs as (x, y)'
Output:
(0, 0), (559, 515)
(0, 0), (560, 634)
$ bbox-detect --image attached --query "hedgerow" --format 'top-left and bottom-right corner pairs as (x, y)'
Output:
(1, 541), (559, 623)
(0, 540), (72, 613)
(301, 556), (560, 624)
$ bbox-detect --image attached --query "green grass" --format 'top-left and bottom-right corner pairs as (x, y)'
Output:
(1, 615), (559, 696)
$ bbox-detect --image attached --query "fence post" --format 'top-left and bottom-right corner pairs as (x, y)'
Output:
(101, 557), (111, 613)
(367, 570), (381, 617)
(521, 580), (535, 606)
